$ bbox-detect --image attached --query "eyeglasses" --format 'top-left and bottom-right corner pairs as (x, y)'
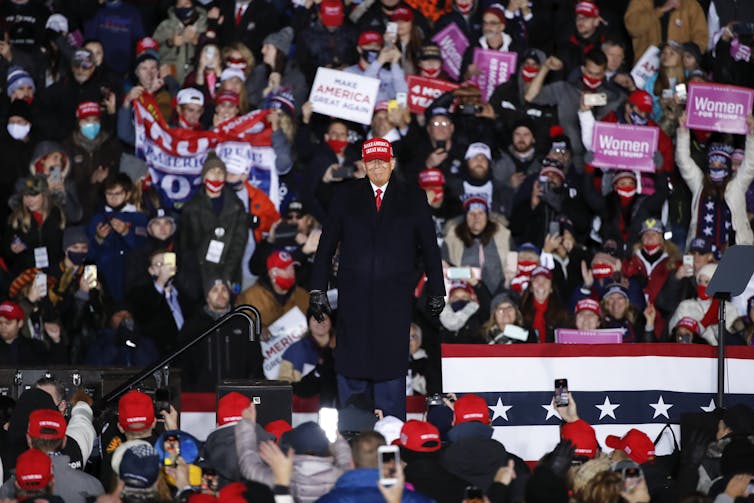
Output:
(431, 120), (450, 127)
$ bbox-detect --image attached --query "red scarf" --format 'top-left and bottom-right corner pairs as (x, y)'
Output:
(32, 211), (44, 226)
(533, 298), (549, 343)
(701, 299), (721, 328)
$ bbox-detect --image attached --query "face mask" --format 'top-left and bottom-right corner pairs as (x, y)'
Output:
(709, 167), (729, 183)
(517, 261), (538, 275)
(327, 139), (348, 154)
(582, 73), (602, 90)
(421, 67), (442, 78)
(615, 187), (636, 199)
(591, 264), (613, 279)
(81, 122), (100, 140)
(697, 284), (709, 300)
(66, 250), (87, 265)
(450, 300), (469, 312)
(456, 0), (473, 14)
(7, 123), (30, 140)
(521, 64), (539, 82)
(273, 275), (296, 291)
(174, 7), (194, 22)
(228, 180), (244, 191)
(363, 49), (380, 64)
(226, 57), (248, 70)
(629, 111), (648, 125)
(642, 243), (662, 255)
(205, 179), (225, 195)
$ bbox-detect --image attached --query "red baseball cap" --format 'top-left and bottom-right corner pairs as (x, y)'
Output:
(358, 30), (383, 47)
(0, 300), (24, 321)
(118, 391), (155, 432)
(418, 168), (445, 189)
(136, 37), (160, 55)
(530, 266), (553, 280)
(483, 4), (506, 24)
(453, 394), (490, 424)
(266, 250), (298, 271)
(390, 6), (414, 22)
(362, 137), (393, 162)
(575, 298), (601, 316)
(320, 0), (344, 27)
(216, 90), (240, 106)
(217, 392), (251, 426)
(560, 419), (598, 458)
(28, 409), (67, 439)
(448, 280), (476, 299)
(628, 90), (654, 114)
(575, 1), (600, 17)
(76, 101), (101, 120)
(605, 428), (656, 465)
(264, 419), (293, 442)
(393, 420), (441, 452)
(676, 316), (700, 335)
(15, 449), (53, 491)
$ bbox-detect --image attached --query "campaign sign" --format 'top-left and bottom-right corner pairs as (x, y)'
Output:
(431, 23), (469, 81)
(555, 328), (625, 344)
(262, 307), (308, 379)
(590, 122), (659, 172)
(630, 46), (660, 89)
(472, 49), (517, 102)
(407, 75), (459, 114)
(309, 67), (380, 125)
(686, 82), (754, 135)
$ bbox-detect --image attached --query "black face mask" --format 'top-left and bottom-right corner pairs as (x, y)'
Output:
(175, 7), (195, 23)
(363, 49), (380, 64)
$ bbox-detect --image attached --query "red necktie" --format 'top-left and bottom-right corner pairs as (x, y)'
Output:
(375, 188), (383, 211)
(235, 6), (244, 25)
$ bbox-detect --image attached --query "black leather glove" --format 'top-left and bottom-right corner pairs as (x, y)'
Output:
(426, 295), (445, 317)
(309, 290), (331, 322)
(548, 439), (575, 477)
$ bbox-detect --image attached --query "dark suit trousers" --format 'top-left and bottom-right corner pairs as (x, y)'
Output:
(337, 373), (406, 421)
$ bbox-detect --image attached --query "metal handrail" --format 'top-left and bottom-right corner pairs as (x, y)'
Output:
(102, 304), (261, 403)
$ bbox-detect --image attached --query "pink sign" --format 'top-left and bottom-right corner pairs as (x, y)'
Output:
(686, 82), (753, 135)
(472, 49), (517, 102)
(555, 328), (625, 344)
(590, 122), (659, 173)
(431, 23), (468, 81)
(407, 75), (459, 114)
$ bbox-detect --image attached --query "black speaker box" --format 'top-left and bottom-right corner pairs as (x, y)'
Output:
(217, 380), (293, 426)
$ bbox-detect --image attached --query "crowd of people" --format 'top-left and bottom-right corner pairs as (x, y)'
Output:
(0, 0), (752, 500)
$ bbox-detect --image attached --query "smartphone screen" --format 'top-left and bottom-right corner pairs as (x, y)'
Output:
(378, 445), (399, 486)
(34, 272), (47, 298)
(318, 407), (339, 443)
(84, 265), (97, 289)
(554, 378), (569, 407)
(163, 252), (176, 267)
(548, 221), (561, 236)
(163, 433), (181, 466)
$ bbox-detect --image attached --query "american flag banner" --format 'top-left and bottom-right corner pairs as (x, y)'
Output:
(441, 344), (754, 462)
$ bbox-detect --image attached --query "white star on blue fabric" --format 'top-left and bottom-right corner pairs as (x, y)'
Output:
(489, 397), (513, 422)
(701, 399), (716, 412)
(704, 214), (714, 223)
(595, 396), (621, 420)
(706, 201), (715, 210)
(650, 395), (674, 419)
(541, 402), (561, 421)
(703, 227), (713, 236)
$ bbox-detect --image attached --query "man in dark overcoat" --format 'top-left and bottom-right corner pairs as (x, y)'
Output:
(309, 137), (446, 420)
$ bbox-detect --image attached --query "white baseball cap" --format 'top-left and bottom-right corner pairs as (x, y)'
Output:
(177, 88), (204, 107)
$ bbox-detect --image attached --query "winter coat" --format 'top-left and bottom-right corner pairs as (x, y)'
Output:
(179, 187), (250, 287)
(676, 127), (754, 249)
(624, 0), (708, 64)
(310, 178), (445, 381)
(214, 0), (282, 57)
(0, 453), (104, 503)
(235, 418), (352, 503)
(247, 60), (309, 116)
(152, 7), (209, 84)
(126, 281), (195, 356)
(83, 2), (145, 75)
(0, 131), (35, 226)
(236, 277), (310, 330)
(200, 422), (276, 488)
(3, 205), (65, 276)
(669, 297), (738, 345)
(62, 130), (122, 222)
(296, 22), (359, 82)
(34, 73), (108, 142)
(317, 468), (435, 503)
(29, 140), (84, 224)
(87, 206), (148, 302)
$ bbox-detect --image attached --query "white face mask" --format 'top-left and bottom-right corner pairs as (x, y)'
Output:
(7, 123), (30, 140)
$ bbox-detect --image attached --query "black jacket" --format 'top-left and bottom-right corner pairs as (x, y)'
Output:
(214, 0), (283, 57)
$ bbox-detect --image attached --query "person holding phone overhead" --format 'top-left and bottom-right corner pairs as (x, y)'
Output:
(309, 137), (445, 420)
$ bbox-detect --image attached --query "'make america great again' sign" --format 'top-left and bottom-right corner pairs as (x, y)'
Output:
(590, 122), (659, 172)
(686, 82), (753, 135)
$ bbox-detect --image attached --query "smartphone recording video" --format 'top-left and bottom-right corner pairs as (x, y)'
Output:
(378, 445), (400, 486)
(554, 378), (569, 407)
